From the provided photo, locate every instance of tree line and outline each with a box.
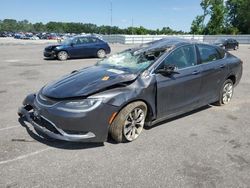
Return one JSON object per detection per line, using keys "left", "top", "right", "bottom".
{"left": 0, "top": 19, "right": 186, "bottom": 35}
{"left": 1, "top": 0, "right": 249, "bottom": 36}
{"left": 191, "top": 0, "right": 250, "bottom": 34}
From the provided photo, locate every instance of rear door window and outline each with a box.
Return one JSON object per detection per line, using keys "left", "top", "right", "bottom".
{"left": 197, "top": 45, "right": 222, "bottom": 64}
{"left": 88, "top": 37, "right": 98, "bottom": 43}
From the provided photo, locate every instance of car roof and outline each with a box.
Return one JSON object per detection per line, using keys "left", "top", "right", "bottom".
{"left": 134, "top": 37, "right": 198, "bottom": 55}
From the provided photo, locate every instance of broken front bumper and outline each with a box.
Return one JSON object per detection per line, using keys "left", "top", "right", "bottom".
{"left": 18, "top": 107, "right": 96, "bottom": 142}
{"left": 43, "top": 50, "right": 56, "bottom": 58}
{"left": 18, "top": 93, "right": 118, "bottom": 142}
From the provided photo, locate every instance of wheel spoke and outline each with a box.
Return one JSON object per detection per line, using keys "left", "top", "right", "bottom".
{"left": 131, "top": 127, "right": 136, "bottom": 139}
{"left": 124, "top": 119, "right": 132, "bottom": 126}
{"left": 134, "top": 127, "right": 139, "bottom": 134}
{"left": 136, "top": 114, "right": 144, "bottom": 124}
{"left": 223, "top": 96, "right": 227, "bottom": 103}
{"left": 124, "top": 126, "right": 132, "bottom": 135}
{"left": 134, "top": 109, "right": 138, "bottom": 119}
{"left": 129, "top": 113, "right": 133, "bottom": 121}
{"left": 223, "top": 92, "right": 227, "bottom": 98}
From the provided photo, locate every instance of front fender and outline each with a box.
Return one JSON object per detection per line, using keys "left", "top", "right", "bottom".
{"left": 91, "top": 76, "right": 157, "bottom": 121}
{"left": 22, "top": 93, "right": 36, "bottom": 106}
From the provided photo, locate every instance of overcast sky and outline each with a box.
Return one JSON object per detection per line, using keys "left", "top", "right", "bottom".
{"left": 0, "top": 0, "right": 203, "bottom": 32}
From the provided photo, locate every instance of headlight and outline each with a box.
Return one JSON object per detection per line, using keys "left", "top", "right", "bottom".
{"left": 55, "top": 46, "right": 63, "bottom": 50}
{"left": 56, "top": 98, "right": 102, "bottom": 112}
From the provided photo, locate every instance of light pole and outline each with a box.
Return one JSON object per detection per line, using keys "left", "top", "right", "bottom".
{"left": 110, "top": 1, "right": 112, "bottom": 35}
{"left": 132, "top": 17, "right": 134, "bottom": 35}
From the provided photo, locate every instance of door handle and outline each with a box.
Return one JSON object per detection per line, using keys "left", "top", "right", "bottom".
{"left": 192, "top": 70, "right": 200, "bottom": 75}
{"left": 220, "top": 64, "right": 225, "bottom": 68}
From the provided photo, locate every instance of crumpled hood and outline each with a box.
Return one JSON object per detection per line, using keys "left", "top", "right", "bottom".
{"left": 45, "top": 44, "right": 61, "bottom": 51}
{"left": 42, "top": 65, "right": 138, "bottom": 99}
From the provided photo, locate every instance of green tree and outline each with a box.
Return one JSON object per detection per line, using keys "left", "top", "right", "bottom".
{"left": 2, "top": 19, "right": 18, "bottom": 32}
{"left": 226, "top": 0, "right": 250, "bottom": 33}
{"left": 190, "top": 15, "right": 205, "bottom": 34}
{"left": 206, "top": 0, "right": 225, "bottom": 34}
{"left": 33, "top": 22, "right": 46, "bottom": 32}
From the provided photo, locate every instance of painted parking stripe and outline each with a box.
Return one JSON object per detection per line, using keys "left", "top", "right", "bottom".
{"left": 0, "top": 147, "right": 52, "bottom": 165}
{"left": 0, "top": 126, "right": 20, "bottom": 131}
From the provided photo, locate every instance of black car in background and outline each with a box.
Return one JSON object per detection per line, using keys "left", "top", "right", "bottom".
{"left": 214, "top": 38, "right": 239, "bottom": 50}
{"left": 44, "top": 36, "right": 111, "bottom": 60}
{"left": 0, "top": 32, "right": 7, "bottom": 37}
{"left": 0, "top": 31, "right": 13, "bottom": 37}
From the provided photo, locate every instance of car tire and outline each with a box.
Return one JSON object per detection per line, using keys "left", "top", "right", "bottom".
{"left": 215, "top": 79, "right": 234, "bottom": 106}
{"left": 109, "top": 101, "right": 147, "bottom": 143}
{"left": 57, "top": 51, "right": 68, "bottom": 61}
{"left": 97, "top": 49, "right": 106, "bottom": 58}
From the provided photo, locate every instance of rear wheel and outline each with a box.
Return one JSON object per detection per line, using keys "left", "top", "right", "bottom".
{"left": 215, "top": 79, "right": 234, "bottom": 106}
{"left": 57, "top": 51, "right": 68, "bottom": 61}
{"left": 97, "top": 49, "right": 106, "bottom": 58}
{"left": 109, "top": 101, "right": 147, "bottom": 143}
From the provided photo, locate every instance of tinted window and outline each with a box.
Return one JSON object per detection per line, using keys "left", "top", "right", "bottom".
{"left": 88, "top": 37, "right": 99, "bottom": 43}
{"left": 161, "top": 45, "right": 196, "bottom": 69}
{"left": 231, "top": 39, "right": 237, "bottom": 43}
{"left": 217, "top": 47, "right": 226, "bottom": 59}
{"left": 80, "top": 37, "right": 89, "bottom": 44}
{"left": 197, "top": 45, "right": 221, "bottom": 64}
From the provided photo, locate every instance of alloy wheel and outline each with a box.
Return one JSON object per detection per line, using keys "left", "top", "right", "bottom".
{"left": 123, "top": 107, "right": 145, "bottom": 141}
{"left": 58, "top": 51, "right": 68, "bottom": 61}
{"left": 97, "top": 49, "right": 106, "bottom": 58}
{"left": 222, "top": 82, "right": 233, "bottom": 104}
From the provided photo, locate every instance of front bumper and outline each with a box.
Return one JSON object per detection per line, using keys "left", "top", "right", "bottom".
{"left": 18, "top": 93, "right": 118, "bottom": 142}
{"left": 18, "top": 107, "right": 96, "bottom": 142}
{"left": 44, "top": 50, "right": 56, "bottom": 58}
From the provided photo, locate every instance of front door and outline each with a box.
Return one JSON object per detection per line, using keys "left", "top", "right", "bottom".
{"left": 155, "top": 44, "right": 202, "bottom": 119}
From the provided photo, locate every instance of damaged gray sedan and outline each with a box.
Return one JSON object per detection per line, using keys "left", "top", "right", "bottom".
{"left": 18, "top": 38, "right": 242, "bottom": 143}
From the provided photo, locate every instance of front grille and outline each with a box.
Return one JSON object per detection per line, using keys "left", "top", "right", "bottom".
{"left": 63, "top": 129, "right": 89, "bottom": 135}
{"left": 44, "top": 47, "right": 52, "bottom": 52}
{"left": 32, "top": 114, "right": 60, "bottom": 135}
{"left": 36, "top": 93, "right": 58, "bottom": 107}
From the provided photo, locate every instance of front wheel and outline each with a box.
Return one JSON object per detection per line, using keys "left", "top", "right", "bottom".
{"left": 57, "top": 51, "right": 68, "bottom": 61}
{"left": 109, "top": 101, "right": 147, "bottom": 143}
{"left": 215, "top": 79, "right": 234, "bottom": 106}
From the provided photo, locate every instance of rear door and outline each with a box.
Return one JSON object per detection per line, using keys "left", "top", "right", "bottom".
{"left": 69, "top": 37, "right": 92, "bottom": 57}
{"left": 196, "top": 44, "right": 229, "bottom": 104}
{"left": 155, "top": 44, "right": 202, "bottom": 119}
{"left": 84, "top": 37, "right": 101, "bottom": 56}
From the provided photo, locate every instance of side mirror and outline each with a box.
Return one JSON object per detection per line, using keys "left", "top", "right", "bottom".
{"left": 156, "top": 64, "right": 179, "bottom": 75}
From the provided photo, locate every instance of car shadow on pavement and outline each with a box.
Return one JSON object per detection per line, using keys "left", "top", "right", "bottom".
{"left": 18, "top": 118, "right": 104, "bottom": 150}
{"left": 43, "top": 57, "right": 99, "bottom": 61}
{"left": 144, "top": 105, "right": 212, "bottom": 130}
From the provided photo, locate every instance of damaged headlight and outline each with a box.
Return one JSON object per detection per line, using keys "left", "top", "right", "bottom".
{"left": 57, "top": 98, "right": 102, "bottom": 112}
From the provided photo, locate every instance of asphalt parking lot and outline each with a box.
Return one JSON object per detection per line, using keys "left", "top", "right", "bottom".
{"left": 0, "top": 39, "right": 250, "bottom": 188}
